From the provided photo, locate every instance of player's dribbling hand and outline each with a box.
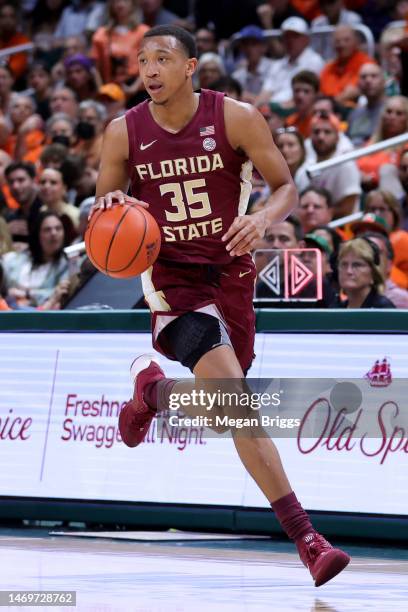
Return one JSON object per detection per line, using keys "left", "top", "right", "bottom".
{"left": 222, "top": 212, "right": 267, "bottom": 257}
{"left": 88, "top": 191, "right": 149, "bottom": 219}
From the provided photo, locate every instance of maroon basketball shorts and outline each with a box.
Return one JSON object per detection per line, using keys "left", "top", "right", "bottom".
{"left": 141, "top": 253, "right": 257, "bottom": 372}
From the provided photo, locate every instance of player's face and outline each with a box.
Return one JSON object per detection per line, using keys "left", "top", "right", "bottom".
{"left": 138, "top": 37, "right": 197, "bottom": 105}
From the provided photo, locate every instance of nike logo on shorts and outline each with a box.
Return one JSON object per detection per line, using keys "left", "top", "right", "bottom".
{"left": 140, "top": 140, "right": 157, "bottom": 151}
{"left": 239, "top": 270, "right": 251, "bottom": 278}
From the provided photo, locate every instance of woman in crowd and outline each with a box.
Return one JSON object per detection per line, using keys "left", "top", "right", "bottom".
{"left": 358, "top": 96, "right": 408, "bottom": 190}
{"left": 332, "top": 237, "right": 395, "bottom": 308}
{"left": 73, "top": 100, "right": 106, "bottom": 170}
{"left": 39, "top": 167, "right": 79, "bottom": 241}
{"left": 64, "top": 55, "right": 100, "bottom": 102}
{"left": 91, "top": 0, "right": 149, "bottom": 85}
{"left": 363, "top": 189, "right": 408, "bottom": 288}
{"left": 274, "top": 127, "right": 309, "bottom": 192}
{"left": 1, "top": 211, "right": 71, "bottom": 308}
{"left": 196, "top": 52, "right": 226, "bottom": 89}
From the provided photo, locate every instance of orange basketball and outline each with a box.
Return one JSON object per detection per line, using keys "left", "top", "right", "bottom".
{"left": 85, "top": 204, "right": 161, "bottom": 278}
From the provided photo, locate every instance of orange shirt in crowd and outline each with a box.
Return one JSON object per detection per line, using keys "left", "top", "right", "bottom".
{"left": 2, "top": 184, "right": 18, "bottom": 210}
{"left": 91, "top": 24, "right": 150, "bottom": 83}
{"left": 390, "top": 230, "right": 408, "bottom": 289}
{"left": 320, "top": 51, "right": 375, "bottom": 98}
{"left": 0, "top": 32, "right": 31, "bottom": 79}
{"left": 357, "top": 148, "right": 397, "bottom": 185}
{"left": 291, "top": 0, "right": 321, "bottom": 21}
{"left": 3, "top": 129, "right": 45, "bottom": 165}
{"left": 286, "top": 112, "right": 313, "bottom": 139}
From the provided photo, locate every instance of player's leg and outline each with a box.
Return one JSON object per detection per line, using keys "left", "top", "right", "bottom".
{"left": 119, "top": 314, "right": 350, "bottom": 587}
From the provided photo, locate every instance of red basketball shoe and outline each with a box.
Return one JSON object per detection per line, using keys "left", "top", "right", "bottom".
{"left": 119, "top": 354, "right": 164, "bottom": 448}
{"left": 296, "top": 532, "right": 350, "bottom": 587}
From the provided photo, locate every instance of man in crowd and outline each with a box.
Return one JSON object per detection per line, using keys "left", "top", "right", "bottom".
{"left": 347, "top": 63, "right": 386, "bottom": 146}
{"left": 232, "top": 26, "right": 274, "bottom": 103}
{"left": 285, "top": 71, "right": 320, "bottom": 138}
{"left": 297, "top": 187, "right": 334, "bottom": 234}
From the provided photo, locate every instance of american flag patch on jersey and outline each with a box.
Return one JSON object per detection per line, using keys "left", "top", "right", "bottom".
{"left": 200, "top": 125, "right": 215, "bottom": 136}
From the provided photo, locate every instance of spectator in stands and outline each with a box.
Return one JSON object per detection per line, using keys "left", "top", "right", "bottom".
{"left": 362, "top": 230, "right": 408, "bottom": 308}
{"left": 320, "top": 25, "right": 376, "bottom": 106}
{"left": 40, "top": 143, "right": 69, "bottom": 171}
{"left": 361, "top": 190, "right": 408, "bottom": 289}
{"left": 0, "top": 217, "right": 13, "bottom": 256}
{"left": 256, "top": 17, "right": 324, "bottom": 106}
{"left": 30, "top": 0, "right": 69, "bottom": 51}
{"left": 286, "top": 71, "right": 320, "bottom": 138}
{"left": 347, "top": 63, "right": 386, "bottom": 147}
{"left": 140, "top": 0, "right": 182, "bottom": 27}
{"left": 39, "top": 167, "right": 79, "bottom": 230}
{"left": 1, "top": 211, "right": 70, "bottom": 308}
{"left": 195, "top": 28, "right": 217, "bottom": 58}
{"left": 333, "top": 237, "right": 395, "bottom": 308}
{"left": 5, "top": 95, "right": 44, "bottom": 164}
{"left": 27, "top": 62, "right": 52, "bottom": 121}
{"left": 0, "top": 65, "right": 14, "bottom": 116}
{"left": 64, "top": 55, "right": 99, "bottom": 102}
{"left": 0, "top": 150, "right": 18, "bottom": 214}
{"left": 196, "top": 53, "right": 226, "bottom": 89}
{"left": 299, "top": 111, "right": 362, "bottom": 217}
{"left": 4, "top": 162, "right": 43, "bottom": 247}
{"left": 72, "top": 164, "right": 98, "bottom": 207}
{"left": 73, "top": 100, "right": 106, "bottom": 169}
{"left": 256, "top": 0, "right": 304, "bottom": 30}
{"left": 297, "top": 187, "right": 334, "bottom": 234}
{"left": 312, "top": 224, "right": 344, "bottom": 262}
{"left": 312, "top": 0, "right": 362, "bottom": 27}
{"left": 210, "top": 76, "right": 242, "bottom": 100}
{"left": 302, "top": 232, "right": 337, "bottom": 304}
{"left": 0, "top": 3, "right": 31, "bottom": 81}
{"left": 46, "top": 113, "right": 77, "bottom": 148}
{"left": 274, "top": 127, "right": 308, "bottom": 192}
{"left": 55, "top": 0, "right": 105, "bottom": 40}
{"left": 304, "top": 95, "right": 354, "bottom": 161}
{"left": 62, "top": 34, "right": 88, "bottom": 59}
{"left": 91, "top": 0, "right": 150, "bottom": 85}
{"left": 232, "top": 26, "right": 273, "bottom": 103}
{"left": 253, "top": 215, "right": 302, "bottom": 283}
{"left": 50, "top": 87, "right": 79, "bottom": 119}
{"left": 97, "top": 83, "right": 126, "bottom": 121}
{"left": 357, "top": 95, "right": 408, "bottom": 190}
{"left": 397, "top": 148, "right": 408, "bottom": 229}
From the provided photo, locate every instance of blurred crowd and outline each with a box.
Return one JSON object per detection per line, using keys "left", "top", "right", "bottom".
{"left": 1, "top": 0, "right": 408, "bottom": 310}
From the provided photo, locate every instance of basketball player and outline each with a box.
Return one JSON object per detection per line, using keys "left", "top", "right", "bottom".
{"left": 91, "top": 25, "right": 350, "bottom": 586}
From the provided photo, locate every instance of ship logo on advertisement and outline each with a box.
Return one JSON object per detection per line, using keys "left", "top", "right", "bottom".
{"left": 364, "top": 357, "right": 392, "bottom": 388}
{"left": 203, "top": 137, "right": 216, "bottom": 151}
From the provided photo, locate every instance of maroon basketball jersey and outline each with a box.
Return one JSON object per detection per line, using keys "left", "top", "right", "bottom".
{"left": 125, "top": 89, "right": 253, "bottom": 264}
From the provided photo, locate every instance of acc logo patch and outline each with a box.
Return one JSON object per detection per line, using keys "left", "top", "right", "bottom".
{"left": 203, "top": 137, "right": 216, "bottom": 151}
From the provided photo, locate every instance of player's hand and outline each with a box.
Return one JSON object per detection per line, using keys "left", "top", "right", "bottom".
{"left": 222, "top": 212, "right": 267, "bottom": 257}
{"left": 88, "top": 191, "right": 149, "bottom": 219}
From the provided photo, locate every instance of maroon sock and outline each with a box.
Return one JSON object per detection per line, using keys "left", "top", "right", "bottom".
{"left": 144, "top": 378, "right": 177, "bottom": 412}
{"left": 271, "top": 491, "right": 314, "bottom": 541}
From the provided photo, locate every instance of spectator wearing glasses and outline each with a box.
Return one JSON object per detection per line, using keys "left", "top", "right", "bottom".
{"left": 332, "top": 237, "right": 395, "bottom": 308}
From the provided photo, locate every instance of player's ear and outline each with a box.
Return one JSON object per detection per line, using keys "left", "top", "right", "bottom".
{"left": 186, "top": 57, "right": 198, "bottom": 78}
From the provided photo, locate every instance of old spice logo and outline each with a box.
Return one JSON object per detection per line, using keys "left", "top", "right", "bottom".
{"left": 364, "top": 357, "right": 392, "bottom": 388}
{"left": 0, "top": 409, "right": 32, "bottom": 440}
{"left": 297, "top": 398, "right": 408, "bottom": 464}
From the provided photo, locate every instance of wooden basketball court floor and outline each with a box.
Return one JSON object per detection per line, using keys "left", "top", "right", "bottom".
{"left": 1, "top": 528, "right": 407, "bottom": 611}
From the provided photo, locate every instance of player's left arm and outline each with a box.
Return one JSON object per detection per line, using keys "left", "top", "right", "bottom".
{"left": 222, "top": 99, "right": 298, "bottom": 257}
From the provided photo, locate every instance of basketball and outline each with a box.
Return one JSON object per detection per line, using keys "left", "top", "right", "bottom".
{"left": 85, "top": 204, "right": 161, "bottom": 278}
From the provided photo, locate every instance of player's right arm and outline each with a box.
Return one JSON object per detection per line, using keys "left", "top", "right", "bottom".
{"left": 90, "top": 116, "right": 148, "bottom": 216}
